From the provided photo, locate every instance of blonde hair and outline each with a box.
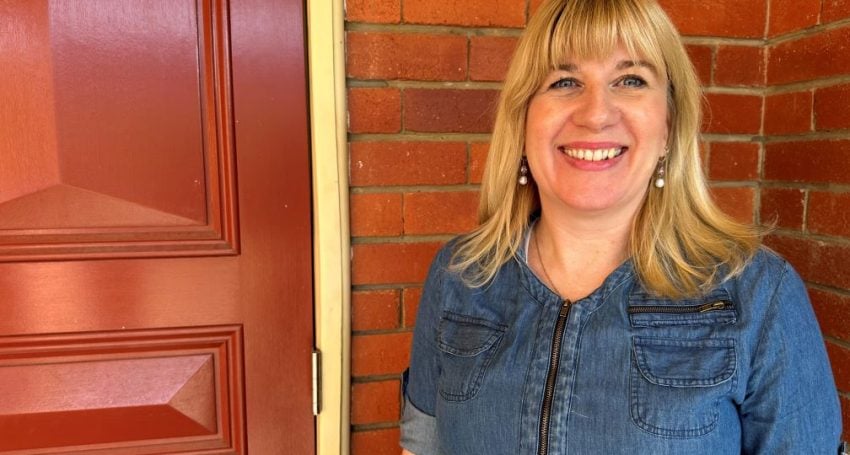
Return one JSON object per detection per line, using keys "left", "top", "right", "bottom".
{"left": 450, "top": 0, "right": 760, "bottom": 297}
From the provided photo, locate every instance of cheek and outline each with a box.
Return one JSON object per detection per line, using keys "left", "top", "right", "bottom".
{"left": 525, "top": 104, "right": 546, "bottom": 135}
{"left": 526, "top": 104, "right": 563, "bottom": 142}
{"left": 648, "top": 100, "right": 669, "bottom": 142}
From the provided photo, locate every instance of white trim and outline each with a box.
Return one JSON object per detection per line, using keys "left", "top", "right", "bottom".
{"left": 307, "top": 0, "right": 350, "bottom": 453}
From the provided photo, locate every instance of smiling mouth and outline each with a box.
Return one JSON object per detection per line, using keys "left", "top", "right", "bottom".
{"left": 558, "top": 146, "right": 627, "bottom": 162}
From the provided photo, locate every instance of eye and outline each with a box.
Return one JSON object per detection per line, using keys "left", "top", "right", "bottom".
{"left": 619, "top": 75, "right": 647, "bottom": 87}
{"left": 549, "top": 77, "right": 579, "bottom": 89}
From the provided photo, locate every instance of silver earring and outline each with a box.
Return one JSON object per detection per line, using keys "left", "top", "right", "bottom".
{"left": 518, "top": 157, "right": 529, "bottom": 185}
{"left": 654, "top": 156, "right": 666, "bottom": 188}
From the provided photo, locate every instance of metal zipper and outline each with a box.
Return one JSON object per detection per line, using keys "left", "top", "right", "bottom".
{"left": 626, "top": 300, "right": 731, "bottom": 315}
{"left": 537, "top": 299, "right": 571, "bottom": 455}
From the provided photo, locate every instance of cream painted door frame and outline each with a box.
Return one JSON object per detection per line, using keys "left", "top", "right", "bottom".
{"left": 307, "top": 0, "right": 351, "bottom": 454}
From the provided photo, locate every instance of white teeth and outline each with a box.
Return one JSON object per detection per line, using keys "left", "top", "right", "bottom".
{"left": 562, "top": 147, "right": 624, "bottom": 161}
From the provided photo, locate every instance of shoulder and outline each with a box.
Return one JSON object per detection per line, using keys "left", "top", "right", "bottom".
{"left": 424, "top": 237, "right": 462, "bottom": 282}
{"left": 422, "top": 235, "right": 523, "bottom": 312}
{"left": 722, "top": 246, "right": 810, "bottom": 316}
{"left": 728, "top": 246, "right": 792, "bottom": 287}
{"left": 422, "top": 236, "right": 468, "bottom": 298}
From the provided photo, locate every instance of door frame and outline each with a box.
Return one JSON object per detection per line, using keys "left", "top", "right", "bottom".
{"left": 307, "top": 0, "right": 351, "bottom": 454}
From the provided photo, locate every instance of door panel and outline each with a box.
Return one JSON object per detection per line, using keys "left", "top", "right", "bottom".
{"left": 0, "top": 0, "right": 236, "bottom": 260}
{"left": 0, "top": 327, "right": 242, "bottom": 453}
{"left": 0, "top": 0, "right": 314, "bottom": 453}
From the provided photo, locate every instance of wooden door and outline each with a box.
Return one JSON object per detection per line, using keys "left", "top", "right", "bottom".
{"left": 0, "top": 0, "right": 314, "bottom": 453}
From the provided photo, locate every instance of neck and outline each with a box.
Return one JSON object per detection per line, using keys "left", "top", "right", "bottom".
{"left": 535, "top": 205, "right": 633, "bottom": 266}
{"left": 531, "top": 204, "right": 635, "bottom": 301}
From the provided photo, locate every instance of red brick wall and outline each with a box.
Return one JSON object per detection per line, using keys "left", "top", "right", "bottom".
{"left": 345, "top": 1, "right": 850, "bottom": 452}
{"left": 759, "top": 0, "right": 850, "bottom": 440}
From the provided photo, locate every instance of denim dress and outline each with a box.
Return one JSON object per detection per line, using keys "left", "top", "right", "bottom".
{"left": 400, "top": 231, "right": 842, "bottom": 454}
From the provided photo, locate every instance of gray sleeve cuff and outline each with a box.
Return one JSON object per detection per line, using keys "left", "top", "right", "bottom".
{"left": 400, "top": 392, "right": 438, "bottom": 455}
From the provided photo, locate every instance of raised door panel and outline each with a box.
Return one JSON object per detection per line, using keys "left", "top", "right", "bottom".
{"left": 0, "top": 0, "right": 236, "bottom": 260}
{"left": 0, "top": 327, "right": 243, "bottom": 454}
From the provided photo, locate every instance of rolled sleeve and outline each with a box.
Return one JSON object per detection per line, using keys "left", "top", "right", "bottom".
{"left": 400, "top": 245, "right": 452, "bottom": 455}
{"left": 400, "top": 370, "right": 439, "bottom": 455}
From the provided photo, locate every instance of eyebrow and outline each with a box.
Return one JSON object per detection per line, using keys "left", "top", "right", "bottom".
{"left": 617, "top": 60, "right": 659, "bottom": 74}
{"left": 556, "top": 60, "right": 659, "bottom": 75}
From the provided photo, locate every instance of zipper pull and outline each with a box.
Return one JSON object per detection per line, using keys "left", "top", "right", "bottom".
{"left": 559, "top": 299, "right": 571, "bottom": 317}
{"left": 698, "top": 301, "right": 727, "bottom": 313}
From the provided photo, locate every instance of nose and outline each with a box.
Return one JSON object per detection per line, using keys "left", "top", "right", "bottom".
{"left": 571, "top": 85, "right": 620, "bottom": 131}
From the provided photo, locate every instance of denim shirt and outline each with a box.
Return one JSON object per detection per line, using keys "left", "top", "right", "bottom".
{"left": 401, "top": 234, "right": 842, "bottom": 455}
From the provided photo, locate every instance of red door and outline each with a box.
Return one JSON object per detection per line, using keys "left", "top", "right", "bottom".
{"left": 0, "top": 1, "right": 314, "bottom": 453}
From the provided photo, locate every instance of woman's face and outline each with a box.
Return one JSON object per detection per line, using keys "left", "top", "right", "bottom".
{"left": 525, "top": 43, "right": 669, "bottom": 221}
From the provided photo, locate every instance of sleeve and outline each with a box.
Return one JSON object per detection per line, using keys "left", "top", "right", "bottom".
{"left": 399, "top": 246, "right": 450, "bottom": 455}
{"left": 739, "top": 262, "right": 843, "bottom": 454}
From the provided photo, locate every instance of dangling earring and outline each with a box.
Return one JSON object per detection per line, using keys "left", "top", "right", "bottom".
{"left": 518, "top": 157, "right": 529, "bottom": 185}
{"left": 654, "top": 155, "right": 666, "bottom": 188}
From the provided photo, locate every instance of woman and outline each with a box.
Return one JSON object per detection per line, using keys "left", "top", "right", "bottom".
{"left": 400, "top": 0, "right": 843, "bottom": 454}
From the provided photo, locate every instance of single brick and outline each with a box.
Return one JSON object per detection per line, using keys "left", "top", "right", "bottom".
{"left": 708, "top": 142, "right": 759, "bottom": 181}
{"left": 350, "top": 141, "right": 467, "bottom": 187}
{"left": 760, "top": 187, "right": 805, "bottom": 230}
{"left": 703, "top": 93, "right": 762, "bottom": 134}
{"left": 352, "top": 289, "right": 400, "bottom": 331}
{"left": 710, "top": 186, "right": 755, "bottom": 224}
{"left": 350, "top": 193, "right": 403, "bottom": 237}
{"left": 808, "top": 191, "right": 850, "bottom": 238}
{"left": 764, "top": 91, "right": 813, "bottom": 135}
{"left": 768, "top": 0, "right": 820, "bottom": 36}
{"left": 658, "top": 0, "right": 766, "bottom": 38}
{"left": 352, "top": 242, "right": 443, "bottom": 285}
{"left": 403, "top": 0, "right": 525, "bottom": 27}
{"left": 404, "top": 88, "right": 499, "bottom": 133}
{"left": 764, "top": 140, "right": 850, "bottom": 184}
{"left": 469, "top": 36, "right": 518, "bottom": 82}
{"left": 346, "top": 32, "right": 467, "bottom": 81}
{"left": 348, "top": 88, "right": 401, "bottom": 133}
{"left": 767, "top": 27, "right": 850, "bottom": 85}
{"left": 351, "top": 332, "right": 413, "bottom": 376}
{"left": 815, "top": 83, "right": 850, "bottom": 131}
{"left": 714, "top": 45, "right": 764, "bottom": 86}
{"left": 351, "top": 380, "right": 401, "bottom": 424}
{"left": 351, "top": 428, "right": 402, "bottom": 455}
{"left": 345, "top": 0, "right": 400, "bottom": 23}
{"left": 403, "top": 191, "right": 479, "bottom": 235}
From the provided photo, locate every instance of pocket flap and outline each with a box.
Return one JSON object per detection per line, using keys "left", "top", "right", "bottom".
{"left": 633, "top": 337, "right": 736, "bottom": 387}
{"left": 437, "top": 312, "right": 506, "bottom": 357}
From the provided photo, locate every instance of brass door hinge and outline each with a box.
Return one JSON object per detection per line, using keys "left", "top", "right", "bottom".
{"left": 312, "top": 350, "right": 321, "bottom": 416}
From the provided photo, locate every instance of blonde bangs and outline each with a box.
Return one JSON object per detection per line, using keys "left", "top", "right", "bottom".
{"left": 547, "top": 0, "right": 667, "bottom": 79}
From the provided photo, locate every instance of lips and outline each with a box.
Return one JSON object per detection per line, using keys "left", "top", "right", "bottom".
{"left": 558, "top": 146, "right": 627, "bottom": 162}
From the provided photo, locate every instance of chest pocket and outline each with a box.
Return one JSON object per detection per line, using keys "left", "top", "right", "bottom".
{"left": 627, "top": 289, "right": 738, "bottom": 438}
{"left": 437, "top": 311, "right": 506, "bottom": 402}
